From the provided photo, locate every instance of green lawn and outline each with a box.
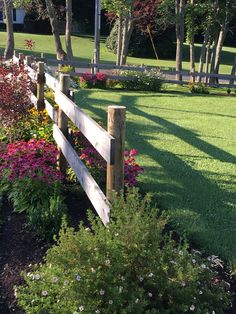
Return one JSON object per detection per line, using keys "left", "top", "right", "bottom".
{"left": 75, "top": 87, "right": 236, "bottom": 269}
{"left": 0, "top": 32, "right": 235, "bottom": 74}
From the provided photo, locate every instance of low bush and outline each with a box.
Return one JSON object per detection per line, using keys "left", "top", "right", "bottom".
{"left": 16, "top": 189, "right": 232, "bottom": 313}
{"left": 0, "top": 139, "right": 67, "bottom": 239}
{"left": 79, "top": 72, "right": 107, "bottom": 89}
{"left": 119, "top": 69, "right": 163, "bottom": 92}
{"left": 0, "top": 61, "right": 32, "bottom": 127}
{"left": 188, "top": 82, "right": 209, "bottom": 94}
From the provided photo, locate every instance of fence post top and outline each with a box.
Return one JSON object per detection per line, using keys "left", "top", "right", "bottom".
{"left": 108, "top": 105, "right": 126, "bottom": 110}
{"left": 59, "top": 73, "right": 70, "bottom": 77}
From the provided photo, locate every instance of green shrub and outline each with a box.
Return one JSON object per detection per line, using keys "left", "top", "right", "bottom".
{"left": 119, "top": 69, "right": 162, "bottom": 92}
{"left": 17, "top": 189, "right": 232, "bottom": 314}
{"left": 188, "top": 82, "right": 209, "bottom": 94}
{"left": 59, "top": 65, "right": 74, "bottom": 74}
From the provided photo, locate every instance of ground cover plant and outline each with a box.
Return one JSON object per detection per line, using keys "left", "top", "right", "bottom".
{"left": 16, "top": 189, "right": 232, "bottom": 314}
{"left": 75, "top": 86, "right": 236, "bottom": 270}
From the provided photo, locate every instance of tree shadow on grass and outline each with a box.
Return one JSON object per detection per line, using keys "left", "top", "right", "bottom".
{"left": 75, "top": 89, "right": 236, "bottom": 265}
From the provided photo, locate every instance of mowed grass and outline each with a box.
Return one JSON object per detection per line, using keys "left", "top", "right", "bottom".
{"left": 0, "top": 32, "right": 235, "bottom": 73}
{"left": 75, "top": 87, "right": 236, "bottom": 269}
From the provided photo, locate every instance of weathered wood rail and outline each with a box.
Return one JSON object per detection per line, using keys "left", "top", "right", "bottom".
{"left": 13, "top": 53, "right": 127, "bottom": 225}
{"left": 32, "top": 55, "right": 236, "bottom": 88}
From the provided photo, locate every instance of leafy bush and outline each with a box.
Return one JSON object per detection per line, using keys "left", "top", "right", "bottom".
{"left": 0, "top": 61, "right": 32, "bottom": 127}
{"left": 16, "top": 189, "right": 232, "bottom": 313}
{"left": 59, "top": 65, "right": 74, "bottom": 74}
{"left": 79, "top": 72, "right": 107, "bottom": 89}
{"left": 188, "top": 82, "right": 209, "bottom": 94}
{"left": 0, "top": 139, "right": 66, "bottom": 239}
{"left": 118, "top": 69, "right": 162, "bottom": 92}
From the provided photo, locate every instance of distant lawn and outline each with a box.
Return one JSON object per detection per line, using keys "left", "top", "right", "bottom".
{"left": 75, "top": 86, "right": 236, "bottom": 269}
{"left": 0, "top": 32, "right": 235, "bottom": 74}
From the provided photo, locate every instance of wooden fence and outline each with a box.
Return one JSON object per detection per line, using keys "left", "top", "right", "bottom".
{"left": 34, "top": 56, "right": 236, "bottom": 88}
{"left": 13, "top": 52, "right": 127, "bottom": 225}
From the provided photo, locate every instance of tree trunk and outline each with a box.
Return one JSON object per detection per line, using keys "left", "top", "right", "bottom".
{"left": 3, "top": 0, "right": 14, "bottom": 59}
{"left": 45, "top": 0, "right": 67, "bottom": 60}
{"left": 209, "top": 35, "right": 218, "bottom": 83}
{"left": 175, "top": 0, "right": 185, "bottom": 82}
{"left": 116, "top": 14, "right": 123, "bottom": 66}
{"left": 189, "top": 0, "right": 195, "bottom": 82}
{"left": 205, "top": 37, "right": 211, "bottom": 84}
{"left": 65, "top": 0, "right": 73, "bottom": 60}
{"left": 198, "top": 29, "right": 210, "bottom": 83}
{"left": 121, "top": 13, "right": 133, "bottom": 65}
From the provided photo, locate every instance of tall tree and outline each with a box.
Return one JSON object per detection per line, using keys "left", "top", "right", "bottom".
{"left": 44, "top": 0, "right": 67, "bottom": 60}
{"left": 65, "top": 0, "right": 73, "bottom": 60}
{"left": 3, "top": 0, "right": 14, "bottom": 59}
{"left": 175, "top": 0, "right": 185, "bottom": 81}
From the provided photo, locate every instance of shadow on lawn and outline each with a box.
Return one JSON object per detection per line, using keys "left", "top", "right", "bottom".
{"left": 75, "top": 89, "right": 236, "bottom": 264}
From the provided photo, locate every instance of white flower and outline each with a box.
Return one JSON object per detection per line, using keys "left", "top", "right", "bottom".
{"left": 199, "top": 290, "right": 203, "bottom": 295}
{"left": 95, "top": 311, "right": 100, "bottom": 314}
{"left": 79, "top": 305, "right": 84, "bottom": 311}
{"left": 148, "top": 273, "right": 154, "bottom": 278}
{"left": 115, "top": 233, "right": 119, "bottom": 236}
{"left": 119, "top": 286, "right": 123, "bottom": 293}
{"left": 99, "top": 289, "right": 105, "bottom": 295}
{"left": 190, "top": 304, "right": 195, "bottom": 311}
{"left": 201, "top": 264, "right": 206, "bottom": 269}
{"left": 91, "top": 268, "right": 96, "bottom": 273}
{"left": 138, "top": 276, "right": 144, "bottom": 282}
{"left": 121, "top": 276, "right": 125, "bottom": 281}
{"left": 85, "top": 228, "right": 90, "bottom": 231}
{"left": 179, "top": 250, "right": 184, "bottom": 256}
{"left": 76, "top": 275, "right": 81, "bottom": 281}
{"left": 181, "top": 282, "right": 186, "bottom": 287}
{"left": 42, "top": 290, "right": 48, "bottom": 296}
{"left": 108, "top": 300, "right": 113, "bottom": 305}
{"left": 212, "top": 311, "right": 216, "bottom": 314}
{"left": 192, "top": 259, "right": 196, "bottom": 264}
{"left": 105, "top": 259, "right": 110, "bottom": 266}
{"left": 52, "top": 276, "right": 58, "bottom": 283}
{"left": 135, "top": 298, "right": 139, "bottom": 304}
{"left": 34, "top": 274, "right": 41, "bottom": 280}
{"left": 148, "top": 292, "right": 153, "bottom": 297}
{"left": 64, "top": 280, "right": 69, "bottom": 286}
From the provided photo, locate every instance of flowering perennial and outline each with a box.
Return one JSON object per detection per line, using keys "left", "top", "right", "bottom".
{"left": 0, "top": 139, "right": 63, "bottom": 184}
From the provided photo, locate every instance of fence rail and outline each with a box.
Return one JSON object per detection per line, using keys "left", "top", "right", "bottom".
{"left": 13, "top": 53, "right": 127, "bottom": 225}
{"left": 36, "top": 56, "right": 235, "bottom": 88}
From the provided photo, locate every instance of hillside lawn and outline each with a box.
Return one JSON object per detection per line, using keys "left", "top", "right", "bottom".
{"left": 0, "top": 32, "right": 236, "bottom": 74}
{"left": 74, "top": 86, "right": 236, "bottom": 270}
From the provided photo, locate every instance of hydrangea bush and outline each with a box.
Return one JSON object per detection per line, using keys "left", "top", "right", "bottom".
{"left": 16, "top": 189, "right": 232, "bottom": 314}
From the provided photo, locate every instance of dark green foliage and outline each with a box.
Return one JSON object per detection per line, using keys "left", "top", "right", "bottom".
{"left": 188, "top": 82, "right": 209, "bottom": 94}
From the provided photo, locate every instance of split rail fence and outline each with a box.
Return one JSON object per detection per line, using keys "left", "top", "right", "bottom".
{"left": 32, "top": 55, "right": 236, "bottom": 88}
{"left": 13, "top": 52, "right": 127, "bottom": 225}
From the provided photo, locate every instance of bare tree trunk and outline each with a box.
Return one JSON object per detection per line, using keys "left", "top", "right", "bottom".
{"left": 3, "top": 0, "right": 14, "bottom": 59}
{"left": 175, "top": 0, "right": 185, "bottom": 82}
{"left": 121, "top": 14, "right": 133, "bottom": 65}
{"left": 198, "top": 29, "right": 210, "bottom": 82}
{"left": 65, "top": 0, "right": 73, "bottom": 60}
{"left": 189, "top": 0, "right": 195, "bottom": 82}
{"left": 205, "top": 37, "right": 211, "bottom": 84}
{"left": 209, "top": 35, "right": 218, "bottom": 83}
{"left": 45, "top": 0, "right": 67, "bottom": 60}
{"left": 116, "top": 14, "right": 123, "bottom": 66}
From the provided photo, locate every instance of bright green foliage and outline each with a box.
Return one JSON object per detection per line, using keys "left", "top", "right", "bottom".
{"left": 188, "top": 82, "right": 209, "bottom": 94}
{"left": 2, "top": 178, "right": 67, "bottom": 240}
{"left": 16, "top": 189, "right": 232, "bottom": 314}
{"left": 118, "top": 69, "right": 163, "bottom": 91}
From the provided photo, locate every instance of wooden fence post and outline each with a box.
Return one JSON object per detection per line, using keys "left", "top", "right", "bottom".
{"left": 106, "top": 106, "right": 126, "bottom": 200}
{"left": 18, "top": 52, "right": 24, "bottom": 65}
{"left": 25, "top": 55, "right": 32, "bottom": 67}
{"left": 36, "top": 61, "right": 45, "bottom": 111}
{"left": 229, "top": 56, "right": 236, "bottom": 87}
{"left": 58, "top": 74, "right": 70, "bottom": 175}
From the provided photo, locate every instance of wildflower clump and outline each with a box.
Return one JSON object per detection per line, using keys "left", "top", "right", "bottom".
{"left": 16, "top": 189, "right": 232, "bottom": 313}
